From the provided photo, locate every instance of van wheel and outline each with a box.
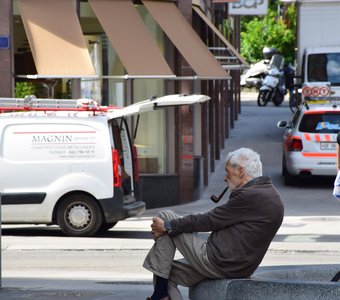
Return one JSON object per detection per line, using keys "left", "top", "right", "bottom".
{"left": 99, "top": 221, "right": 118, "bottom": 232}
{"left": 57, "top": 194, "right": 103, "bottom": 237}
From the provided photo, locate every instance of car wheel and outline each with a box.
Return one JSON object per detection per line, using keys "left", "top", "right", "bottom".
{"left": 57, "top": 194, "right": 103, "bottom": 237}
{"left": 282, "top": 156, "right": 296, "bottom": 186}
{"left": 284, "top": 171, "right": 296, "bottom": 186}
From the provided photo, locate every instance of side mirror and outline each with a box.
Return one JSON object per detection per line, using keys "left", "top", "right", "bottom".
{"left": 277, "top": 120, "right": 288, "bottom": 128}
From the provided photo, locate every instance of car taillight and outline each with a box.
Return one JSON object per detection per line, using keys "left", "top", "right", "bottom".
{"left": 133, "top": 145, "right": 139, "bottom": 182}
{"left": 112, "top": 148, "right": 122, "bottom": 187}
{"left": 288, "top": 137, "right": 303, "bottom": 151}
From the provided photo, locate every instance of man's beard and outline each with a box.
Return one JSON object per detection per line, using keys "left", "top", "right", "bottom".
{"left": 227, "top": 181, "right": 237, "bottom": 192}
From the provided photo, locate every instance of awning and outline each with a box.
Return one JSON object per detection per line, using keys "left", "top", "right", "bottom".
{"left": 143, "top": 1, "right": 230, "bottom": 79}
{"left": 192, "top": 5, "right": 249, "bottom": 70}
{"left": 88, "top": 0, "right": 174, "bottom": 77}
{"left": 17, "top": 0, "right": 95, "bottom": 77}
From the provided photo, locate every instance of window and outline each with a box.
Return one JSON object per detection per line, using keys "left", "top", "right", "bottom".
{"left": 299, "top": 112, "right": 340, "bottom": 133}
{"left": 307, "top": 53, "right": 340, "bottom": 85}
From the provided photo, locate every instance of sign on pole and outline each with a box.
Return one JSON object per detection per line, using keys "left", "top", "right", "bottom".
{"left": 229, "top": 0, "right": 268, "bottom": 15}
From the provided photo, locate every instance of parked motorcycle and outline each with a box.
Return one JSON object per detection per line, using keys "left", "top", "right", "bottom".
{"left": 257, "top": 54, "right": 286, "bottom": 107}
{"left": 241, "top": 47, "right": 277, "bottom": 89}
{"left": 241, "top": 59, "right": 269, "bottom": 88}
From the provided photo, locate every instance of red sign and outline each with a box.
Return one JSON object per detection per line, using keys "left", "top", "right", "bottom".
{"left": 302, "top": 86, "right": 330, "bottom": 97}
{"left": 302, "top": 86, "right": 312, "bottom": 97}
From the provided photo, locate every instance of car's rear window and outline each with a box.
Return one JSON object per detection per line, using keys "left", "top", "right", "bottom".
{"left": 299, "top": 112, "right": 340, "bottom": 133}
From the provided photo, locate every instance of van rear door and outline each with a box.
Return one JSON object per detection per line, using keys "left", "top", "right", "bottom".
{"left": 106, "top": 94, "right": 210, "bottom": 119}
{"left": 109, "top": 118, "right": 137, "bottom": 202}
{"left": 107, "top": 93, "right": 210, "bottom": 203}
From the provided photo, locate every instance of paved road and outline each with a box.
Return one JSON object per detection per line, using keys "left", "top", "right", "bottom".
{"left": 2, "top": 96, "right": 340, "bottom": 299}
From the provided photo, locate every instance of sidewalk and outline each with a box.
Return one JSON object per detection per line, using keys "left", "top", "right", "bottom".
{"left": 2, "top": 172, "right": 340, "bottom": 299}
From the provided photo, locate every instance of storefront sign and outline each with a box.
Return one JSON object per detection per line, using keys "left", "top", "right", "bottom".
{"left": 0, "top": 36, "right": 10, "bottom": 49}
{"left": 228, "top": 0, "right": 268, "bottom": 15}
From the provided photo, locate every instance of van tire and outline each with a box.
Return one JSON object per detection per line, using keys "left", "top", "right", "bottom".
{"left": 57, "top": 194, "right": 103, "bottom": 237}
{"left": 99, "top": 221, "right": 118, "bottom": 232}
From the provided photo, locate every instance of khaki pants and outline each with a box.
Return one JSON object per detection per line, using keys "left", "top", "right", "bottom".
{"left": 143, "top": 210, "right": 224, "bottom": 300}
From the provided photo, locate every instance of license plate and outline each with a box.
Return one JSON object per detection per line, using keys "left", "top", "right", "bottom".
{"left": 320, "top": 142, "right": 336, "bottom": 150}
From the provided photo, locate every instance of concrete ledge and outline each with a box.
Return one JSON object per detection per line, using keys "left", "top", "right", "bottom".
{"left": 226, "top": 279, "right": 340, "bottom": 300}
{"left": 189, "top": 278, "right": 236, "bottom": 300}
{"left": 189, "top": 265, "right": 340, "bottom": 300}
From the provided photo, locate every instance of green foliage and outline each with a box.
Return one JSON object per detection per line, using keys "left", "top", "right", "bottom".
{"left": 240, "top": 2, "right": 296, "bottom": 64}
{"left": 15, "top": 82, "right": 44, "bottom": 98}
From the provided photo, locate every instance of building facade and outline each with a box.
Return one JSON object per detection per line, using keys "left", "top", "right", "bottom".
{"left": 0, "top": 0, "right": 247, "bottom": 208}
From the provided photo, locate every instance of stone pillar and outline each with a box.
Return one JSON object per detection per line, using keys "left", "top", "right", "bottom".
{"left": 0, "top": 0, "right": 14, "bottom": 97}
{"left": 177, "top": 0, "right": 194, "bottom": 204}
{"left": 71, "top": 0, "right": 81, "bottom": 99}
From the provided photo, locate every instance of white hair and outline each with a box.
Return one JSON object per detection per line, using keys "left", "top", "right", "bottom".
{"left": 226, "top": 148, "right": 262, "bottom": 178}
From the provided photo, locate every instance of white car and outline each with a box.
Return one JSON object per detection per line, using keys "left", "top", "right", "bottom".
{"left": 277, "top": 102, "right": 340, "bottom": 185}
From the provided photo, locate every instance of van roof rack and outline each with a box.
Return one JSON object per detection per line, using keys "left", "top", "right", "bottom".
{"left": 0, "top": 96, "right": 116, "bottom": 112}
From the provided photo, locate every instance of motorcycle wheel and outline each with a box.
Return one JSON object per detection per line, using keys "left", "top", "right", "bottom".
{"left": 273, "top": 90, "right": 285, "bottom": 106}
{"left": 257, "top": 90, "right": 269, "bottom": 106}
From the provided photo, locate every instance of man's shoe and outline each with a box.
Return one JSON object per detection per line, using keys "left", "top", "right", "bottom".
{"left": 146, "top": 297, "right": 171, "bottom": 300}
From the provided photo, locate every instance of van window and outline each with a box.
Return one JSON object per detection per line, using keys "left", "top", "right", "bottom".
{"left": 307, "top": 53, "right": 340, "bottom": 85}
{"left": 299, "top": 112, "right": 340, "bottom": 133}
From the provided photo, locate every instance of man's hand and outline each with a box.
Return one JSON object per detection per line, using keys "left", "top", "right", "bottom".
{"left": 151, "top": 216, "right": 166, "bottom": 240}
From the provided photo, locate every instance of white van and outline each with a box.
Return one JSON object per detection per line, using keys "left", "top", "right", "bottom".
{"left": 0, "top": 94, "right": 209, "bottom": 236}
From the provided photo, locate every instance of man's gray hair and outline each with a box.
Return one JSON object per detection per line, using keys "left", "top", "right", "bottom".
{"left": 226, "top": 148, "right": 262, "bottom": 178}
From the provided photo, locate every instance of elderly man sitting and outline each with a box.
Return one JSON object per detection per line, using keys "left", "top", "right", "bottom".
{"left": 144, "top": 148, "right": 284, "bottom": 300}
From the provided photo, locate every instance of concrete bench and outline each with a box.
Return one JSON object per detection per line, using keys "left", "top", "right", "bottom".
{"left": 189, "top": 265, "right": 340, "bottom": 300}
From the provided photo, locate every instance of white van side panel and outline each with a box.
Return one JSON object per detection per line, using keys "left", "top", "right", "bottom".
{"left": 0, "top": 114, "right": 114, "bottom": 223}
{"left": 2, "top": 124, "right": 105, "bottom": 162}
{"left": 2, "top": 173, "right": 112, "bottom": 222}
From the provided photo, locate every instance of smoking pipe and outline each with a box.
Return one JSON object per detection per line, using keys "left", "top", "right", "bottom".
{"left": 210, "top": 186, "right": 229, "bottom": 203}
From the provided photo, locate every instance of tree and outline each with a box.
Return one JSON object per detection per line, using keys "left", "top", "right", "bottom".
{"left": 240, "top": 2, "right": 296, "bottom": 64}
